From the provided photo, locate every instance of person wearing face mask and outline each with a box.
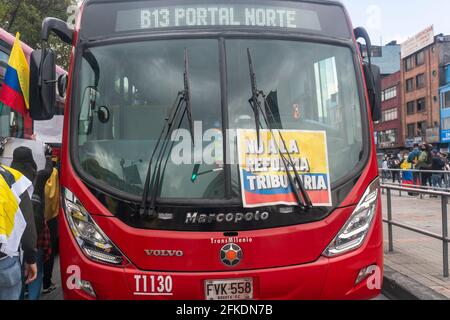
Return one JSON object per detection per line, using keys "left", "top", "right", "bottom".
{"left": 381, "top": 155, "right": 389, "bottom": 183}
{"left": 408, "top": 144, "right": 421, "bottom": 186}
{"left": 416, "top": 144, "right": 433, "bottom": 188}
{"left": 400, "top": 151, "right": 413, "bottom": 187}
{"left": 388, "top": 154, "right": 401, "bottom": 184}
{"left": 441, "top": 152, "right": 450, "bottom": 189}
{"left": 431, "top": 150, "right": 445, "bottom": 192}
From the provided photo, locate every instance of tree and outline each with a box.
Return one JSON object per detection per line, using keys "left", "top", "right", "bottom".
{"left": 6, "top": 0, "right": 22, "bottom": 31}
{"left": 0, "top": 0, "right": 74, "bottom": 69}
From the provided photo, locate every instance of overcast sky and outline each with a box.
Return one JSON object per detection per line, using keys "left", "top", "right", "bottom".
{"left": 342, "top": 0, "right": 450, "bottom": 45}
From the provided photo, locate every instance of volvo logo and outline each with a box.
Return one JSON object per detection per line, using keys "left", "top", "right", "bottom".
{"left": 220, "top": 243, "right": 242, "bottom": 267}
{"left": 144, "top": 249, "right": 183, "bottom": 257}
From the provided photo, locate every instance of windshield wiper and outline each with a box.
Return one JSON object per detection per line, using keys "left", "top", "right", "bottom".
{"left": 247, "top": 49, "right": 261, "bottom": 148}
{"left": 139, "top": 93, "right": 184, "bottom": 218}
{"left": 183, "top": 48, "right": 195, "bottom": 143}
{"left": 246, "top": 48, "right": 312, "bottom": 210}
{"left": 139, "top": 48, "right": 195, "bottom": 218}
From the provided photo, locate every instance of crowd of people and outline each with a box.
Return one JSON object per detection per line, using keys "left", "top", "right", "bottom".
{"left": 0, "top": 146, "right": 60, "bottom": 300}
{"left": 381, "top": 143, "right": 450, "bottom": 191}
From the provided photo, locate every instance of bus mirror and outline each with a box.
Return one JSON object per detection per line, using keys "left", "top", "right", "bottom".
{"left": 371, "top": 64, "right": 382, "bottom": 122}
{"left": 354, "top": 27, "right": 372, "bottom": 62}
{"left": 58, "top": 74, "right": 68, "bottom": 98}
{"left": 29, "top": 49, "right": 56, "bottom": 120}
{"left": 354, "top": 27, "right": 381, "bottom": 122}
{"left": 97, "top": 106, "right": 110, "bottom": 124}
{"left": 42, "top": 17, "right": 74, "bottom": 44}
{"left": 363, "top": 62, "right": 382, "bottom": 122}
{"left": 79, "top": 87, "right": 98, "bottom": 135}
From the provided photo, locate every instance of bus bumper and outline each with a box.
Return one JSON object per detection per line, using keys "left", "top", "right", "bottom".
{"left": 60, "top": 229, "right": 382, "bottom": 300}
{"left": 60, "top": 191, "right": 383, "bottom": 300}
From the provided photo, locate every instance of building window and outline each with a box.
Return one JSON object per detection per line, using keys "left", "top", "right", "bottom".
{"left": 404, "top": 56, "right": 414, "bottom": 71}
{"left": 371, "top": 46, "right": 382, "bottom": 57}
{"left": 416, "top": 73, "right": 425, "bottom": 89}
{"left": 407, "top": 101, "right": 415, "bottom": 114}
{"left": 378, "top": 129, "right": 397, "bottom": 145}
{"left": 361, "top": 45, "right": 382, "bottom": 58}
{"left": 443, "top": 118, "right": 450, "bottom": 131}
{"left": 382, "top": 86, "right": 397, "bottom": 101}
{"left": 416, "top": 51, "right": 425, "bottom": 66}
{"left": 443, "top": 91, "right": 450, "bottom": 109}
{"left": 406, "top": 78, "right": 414, "bottom": 92}
{"left": 407, "top": 123, "right": 415, "bottom": 138}
{"left": 381, "top": 108, "right": 398, "bottom": 122}
{"left": 417, "top": 98, "right": 426, "bottom": 112}
{"left": 417, "top": 121, "right": 427, "bottom": 136}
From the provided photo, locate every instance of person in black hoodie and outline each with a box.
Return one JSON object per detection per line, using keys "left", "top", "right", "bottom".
{"left": 388, "top": 154, "right": 401, "bottom": 184}
{"left": 28, "top": 147, "right": 54, "bottom": 300}
{"left": 431, "top": 150, "right": 445, "bottom": 191}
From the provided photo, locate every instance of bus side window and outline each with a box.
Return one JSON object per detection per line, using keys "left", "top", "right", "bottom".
{"left": 0, "top": 48, "right": 8, "bottom": 137}
{"left": 0, "top": 49, "right": 8, "bottom": 68}
{"left": 0, "top": 46, "right": 25, "bottom": 139}
{"left": 0, "top": 102, "right": 8, "bottom": 137}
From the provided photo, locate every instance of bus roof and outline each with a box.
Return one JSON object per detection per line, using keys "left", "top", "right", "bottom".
{"left": 80, "top": 0, "right": 351, "bottom": 40}
{"left": 82, "top": 0, "right": 344, "bottom": 5}
{"left": 0, "top": 27, "right": 66, "bottom": 75}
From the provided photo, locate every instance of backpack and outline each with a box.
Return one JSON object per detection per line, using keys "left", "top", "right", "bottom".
{"left": 419, "top": 151, "right": 433, "bottom": 169}
{"left": 44, "top": 168, "right": 60, "bottom": 222}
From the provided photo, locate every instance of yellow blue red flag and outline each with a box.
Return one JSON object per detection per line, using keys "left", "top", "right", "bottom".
{"left": 0, "top": 165, "right": 32, "bottom": 257}
{"left": 0, "top": 33, "right": 30, "bottom": 116}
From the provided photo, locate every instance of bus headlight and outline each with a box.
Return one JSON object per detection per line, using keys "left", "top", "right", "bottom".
{"left": 63, "top": 188, "right": 124, "bottom": 265}
{"left": 323, "top": 179, "right": 379, "bottom": 257}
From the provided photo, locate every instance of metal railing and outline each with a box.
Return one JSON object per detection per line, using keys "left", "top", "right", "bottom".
{"left": 380, "top": 167, "right": 450, "bottom": 187}
{"left": 379, "top": 167, "right": 450, "bottom": 200}
{"left": 382, "top": 183, "right": 450, "bottom": 277}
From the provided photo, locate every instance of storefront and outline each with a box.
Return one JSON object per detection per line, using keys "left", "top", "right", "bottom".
{"left": 440, "top": 68, "right": 450, "bottom": 151}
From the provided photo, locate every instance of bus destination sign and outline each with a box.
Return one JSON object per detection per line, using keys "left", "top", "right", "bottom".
{"left": 116, "top": 5, "right": 322, "bottom": 32}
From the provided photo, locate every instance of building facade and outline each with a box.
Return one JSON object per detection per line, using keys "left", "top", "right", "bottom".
{"left": 440, "top": 64, "right": 450, "bottom": 149}
{"left": 401, "top": 28, "right": 450, "bottom": 149}
{"left": 374, "top": 71, "right": 403, "bottom": 152}
{"left": 371, "top": 41, "right": 401, "bottom": 76}
{"left": 366, "top": 42, "right": 402, "bottom": 153}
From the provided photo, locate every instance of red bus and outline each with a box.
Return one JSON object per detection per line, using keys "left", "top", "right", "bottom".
{"left": 30, "top": 0, "right": 383, "bottom": 300}
{"left": 0, "top": 28, "right": 66, "bottom": 151}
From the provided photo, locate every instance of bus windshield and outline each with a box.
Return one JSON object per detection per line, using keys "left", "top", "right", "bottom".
{"left": 75, "top": 38, "right": 364, "bottom": 200}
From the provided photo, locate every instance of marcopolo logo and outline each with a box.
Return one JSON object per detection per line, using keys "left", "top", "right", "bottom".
{"left": 185, "top": 211, "right": 269, "bottom": 224}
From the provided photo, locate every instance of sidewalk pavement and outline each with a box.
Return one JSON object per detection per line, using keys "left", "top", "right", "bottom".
{"left": 381, "top": 191, "right": 450, "bottom": 298}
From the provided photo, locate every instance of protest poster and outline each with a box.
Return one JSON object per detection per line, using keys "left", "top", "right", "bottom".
{"left": 237, "top": 129, "right": 332, "bottom": 208}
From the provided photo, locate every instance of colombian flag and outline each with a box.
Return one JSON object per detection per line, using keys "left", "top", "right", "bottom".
{"left": 0, "top": 33, "right": 30, "bottom": 116}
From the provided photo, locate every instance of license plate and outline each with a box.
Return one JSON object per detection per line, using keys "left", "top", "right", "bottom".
{"left": 204, "top": 278, "right": 253, "bottom": 300}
